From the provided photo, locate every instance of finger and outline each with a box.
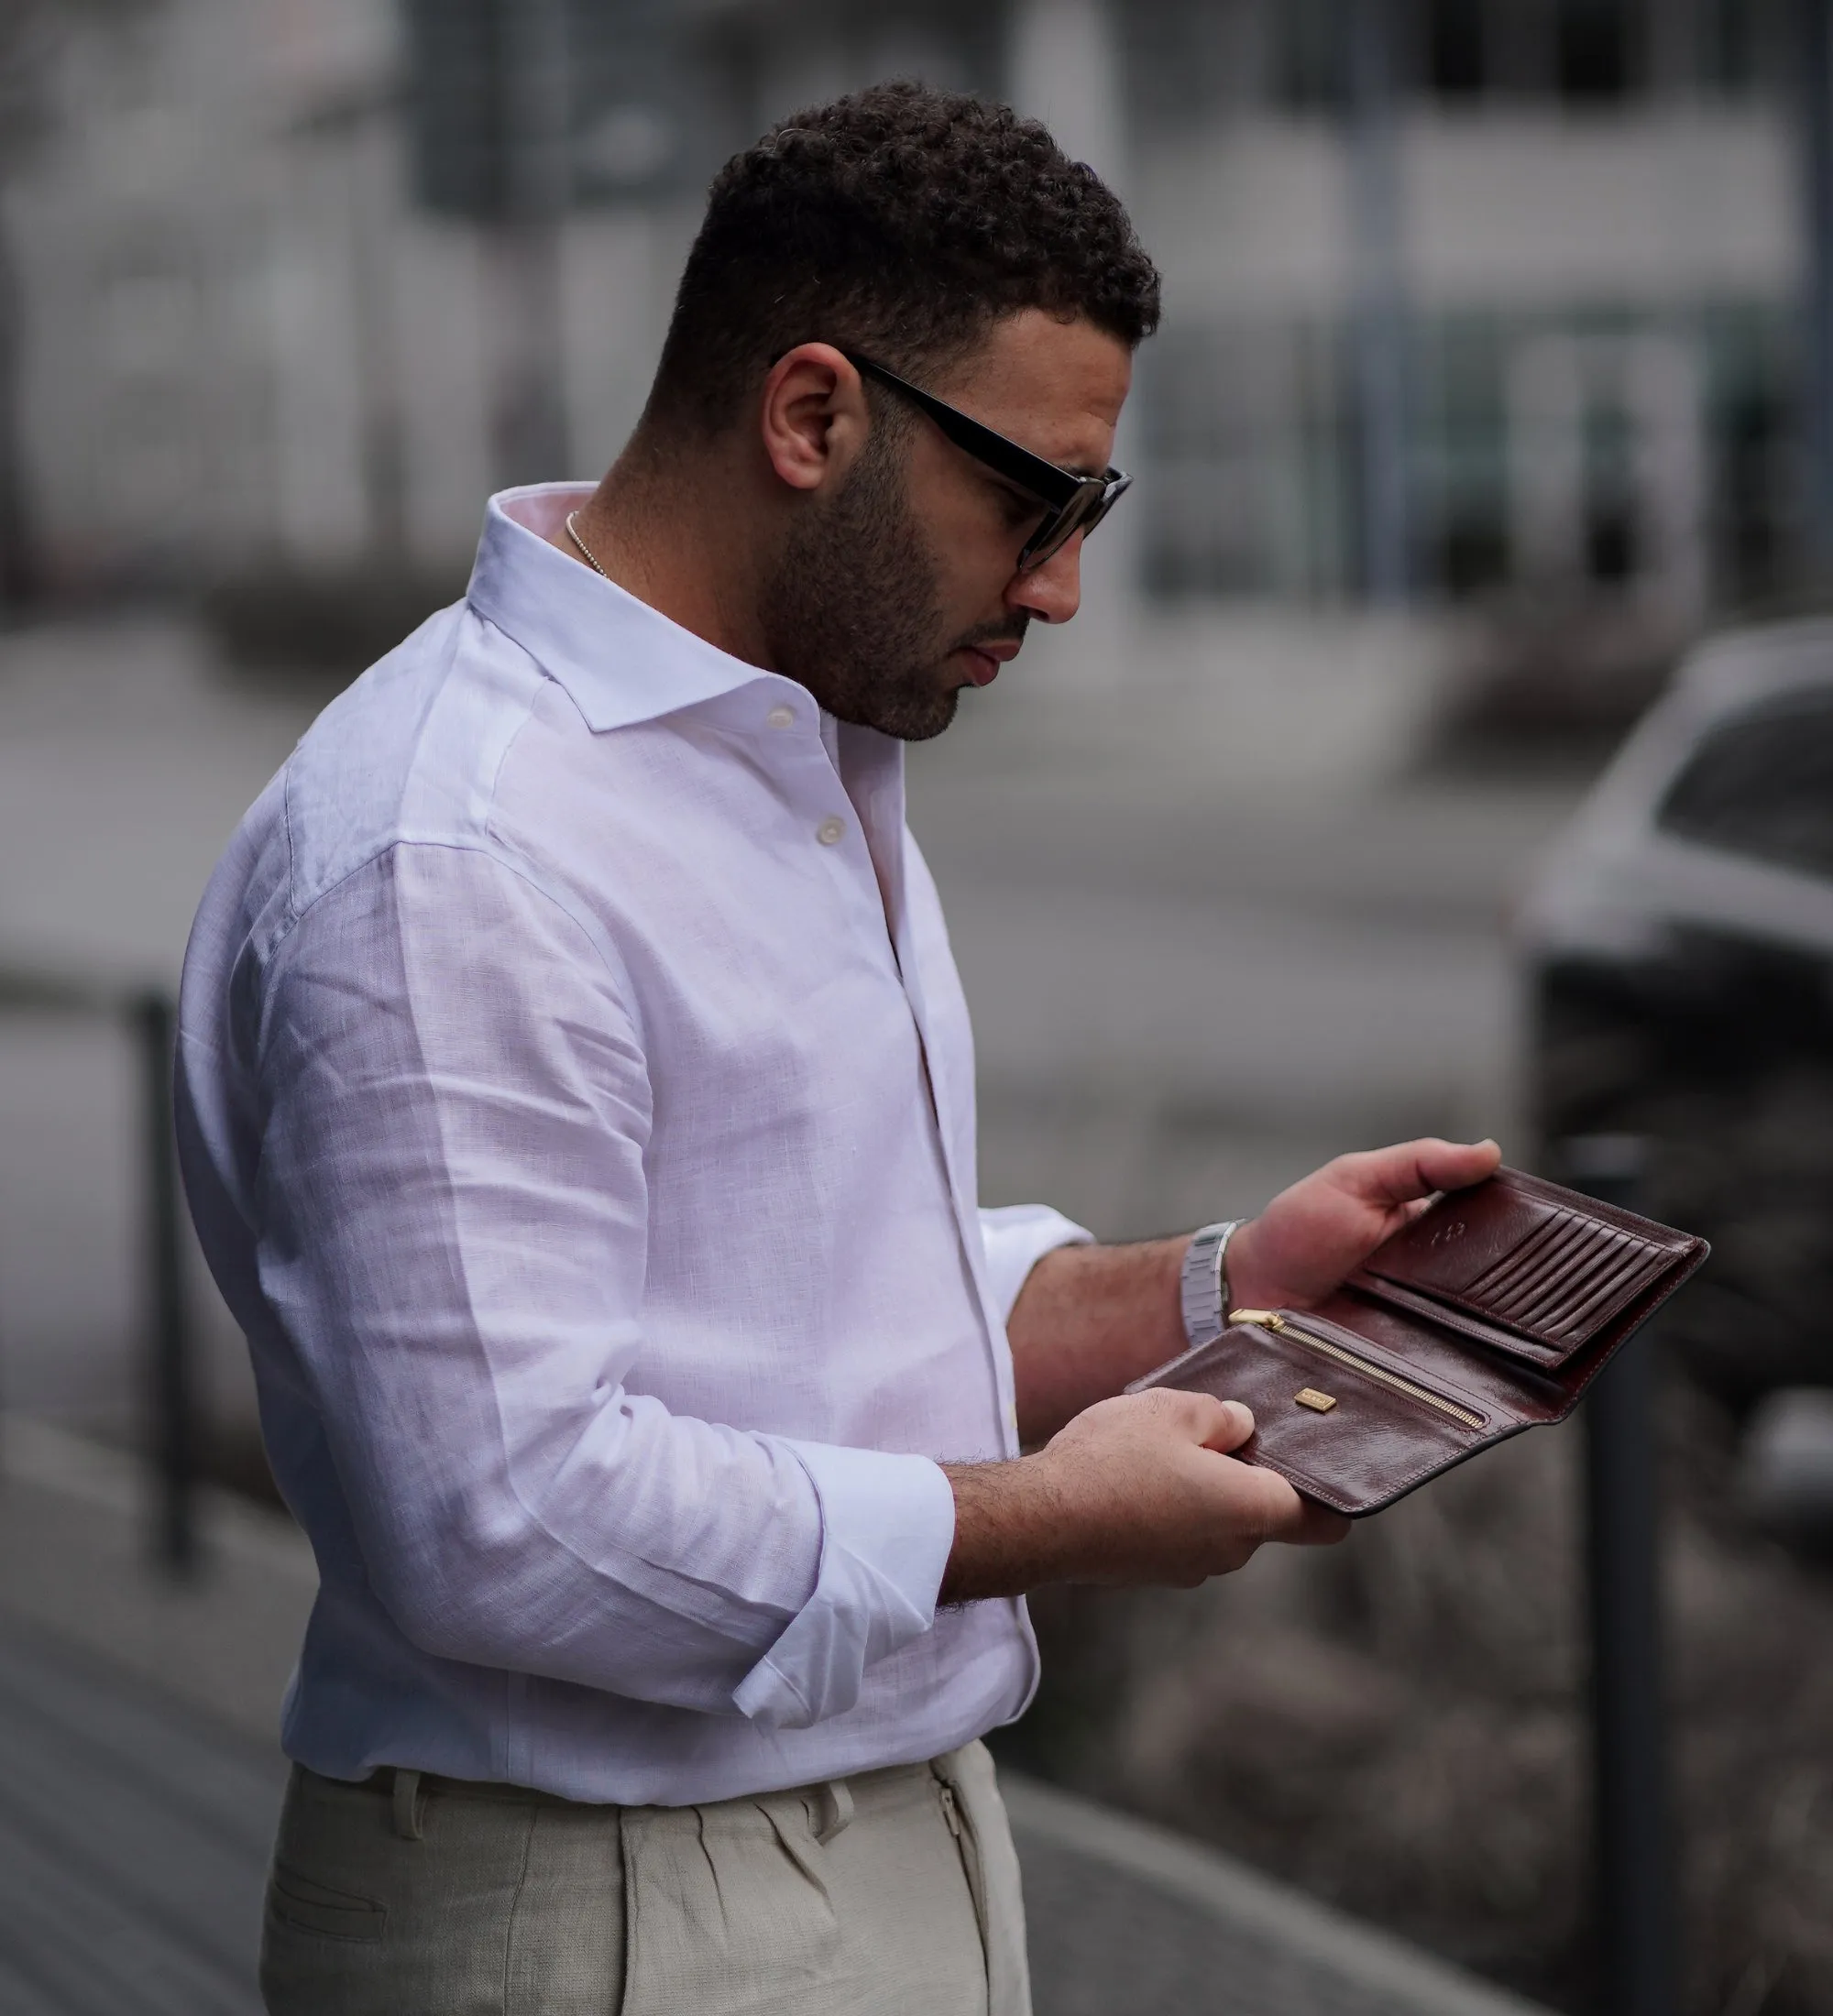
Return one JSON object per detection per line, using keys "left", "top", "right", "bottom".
{"left": 1206, "top": 1459, "right": 1350, "bottom": 1548}
{"left": 1206, "top": 1457, "right": 1310, "bottom": 1540}
{"left": 1285, "top": 1497, "right": 1354, "bottom": 1546}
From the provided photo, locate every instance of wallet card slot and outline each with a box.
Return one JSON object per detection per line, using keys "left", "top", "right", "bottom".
{"left": 1229, "top": 1310, "right": 1487, "bottom": 1430}
{"left": 1474, "top": 1216, "right": 1622, "bottom": 1315}
{"left": 1556, "top": 1246, "right": 1668, "bottom": 1335}
{"left": 1463, "top": 1210, "right": 1587, "bottom": 1307}
{"left": 1485, "top": 1233, "right": 1665, "bottom": 1339}
{"left": 1366, "top": 1206, "right": 1671, "bottom": 1355}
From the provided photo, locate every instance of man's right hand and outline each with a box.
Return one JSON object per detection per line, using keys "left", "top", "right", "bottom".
{"left": 938, "top": 1388, "right": 1349, "bottom": 1603}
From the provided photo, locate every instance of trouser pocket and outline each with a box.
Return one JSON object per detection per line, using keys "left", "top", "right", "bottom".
{"left": 259, "top": 1766, "right": 624, "bottom": 2016}
{"left": 267, "top": 1862, "right": 387, "bottom": 1941}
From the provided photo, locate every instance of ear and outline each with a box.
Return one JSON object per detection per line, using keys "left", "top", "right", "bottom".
{"left": 758, "top": 343, "right": 871, "bottom": 494}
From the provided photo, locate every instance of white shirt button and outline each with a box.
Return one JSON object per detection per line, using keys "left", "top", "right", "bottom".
{"left": 817, "top": 816, "right": 846, "bottom": 847}
{"left": 766, "top": 705, "right": 796, "bottom": 730}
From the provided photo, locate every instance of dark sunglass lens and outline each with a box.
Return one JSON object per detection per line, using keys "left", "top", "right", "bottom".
{"left": 1080, "top": 490, "right": 1119, "bottom": 539}
{"left": 1018, "top": 511, "right": 1069, "bottom": 574}
{"left": 1018, "top": 484, "right": 1106, "bottom": 572}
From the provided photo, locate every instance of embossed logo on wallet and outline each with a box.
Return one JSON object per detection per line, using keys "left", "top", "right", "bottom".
{"left": 1294, "top": 1388, "right": 1338, "bottom": 1413}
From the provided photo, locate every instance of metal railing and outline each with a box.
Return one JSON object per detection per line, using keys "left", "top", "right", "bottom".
{"left": 0, "top": 966, "right": 197, "bottom": 1572}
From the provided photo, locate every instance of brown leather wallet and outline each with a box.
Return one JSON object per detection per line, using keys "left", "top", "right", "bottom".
{"left": 1126, "top": 1167, "right": 1708, "bottom": 1517}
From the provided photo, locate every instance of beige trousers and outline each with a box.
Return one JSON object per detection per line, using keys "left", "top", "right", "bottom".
{"left": 259, "top": 1740, "right": 1030, "bottom": 2016}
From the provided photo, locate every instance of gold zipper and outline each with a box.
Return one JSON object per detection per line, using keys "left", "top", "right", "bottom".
{"left": 1229, "top": 1310, "right": 1486, "bottom": 1430}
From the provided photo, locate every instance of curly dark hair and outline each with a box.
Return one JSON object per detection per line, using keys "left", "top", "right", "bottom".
{"left": 644, "top": 82, "right": 1161, "bottom": 433}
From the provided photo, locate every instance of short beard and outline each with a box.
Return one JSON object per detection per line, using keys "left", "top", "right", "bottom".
{"left": 758, "top": 424, "right": 962, "bottom": 742}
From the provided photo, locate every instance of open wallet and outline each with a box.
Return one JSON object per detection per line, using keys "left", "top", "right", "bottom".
{"left": 1125, "top": 1167, "right": 1709, "bottom": 1517}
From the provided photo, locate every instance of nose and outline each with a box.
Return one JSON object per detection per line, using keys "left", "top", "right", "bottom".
{"left": 1006, "top": 532, "right": 1082, "bottom": 625}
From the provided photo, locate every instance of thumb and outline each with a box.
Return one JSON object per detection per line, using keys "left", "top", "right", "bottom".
{"left": 1198, "top": 1397, "right": 1257, "bottom": 1454}
{"left": 1352, "top": 1135, "right": 1501, "bottom": 1207}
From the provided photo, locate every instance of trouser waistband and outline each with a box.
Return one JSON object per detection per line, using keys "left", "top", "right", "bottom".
{"left": 308, "top": 1752, "right": 955, "bottom": 1846}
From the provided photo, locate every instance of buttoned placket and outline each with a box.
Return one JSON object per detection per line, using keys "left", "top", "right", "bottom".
{"left": 774, "top": 696, "right": 1025, "bottom": 1463}
{"left": 754, "top": 699, "right": 1037, "bottom": 1677}
{"left": 764, "top": 698, "right": 900, "bottom": 975}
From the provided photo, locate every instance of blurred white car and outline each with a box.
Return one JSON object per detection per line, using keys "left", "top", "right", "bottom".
{"left": 1517, "top": 617, "right": 1833, "bottom": 1412}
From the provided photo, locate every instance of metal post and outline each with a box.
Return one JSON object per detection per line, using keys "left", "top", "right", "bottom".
{"left": 1564, "top": 1134, "right": 1675, "bottom": 2016}
{"left": 134, "top": 991, "right": 196, "bottom": 1572}
{"left": 1346, "top": 0, "right": 1411, "bottom": 604}
{"left": 1796, "top": 0, "right": 1833, "bottom": 571}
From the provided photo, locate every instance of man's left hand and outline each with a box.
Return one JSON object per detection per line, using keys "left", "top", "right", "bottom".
{"left": 1224, "top": 1136, "right": 1502, "bottom": 1315}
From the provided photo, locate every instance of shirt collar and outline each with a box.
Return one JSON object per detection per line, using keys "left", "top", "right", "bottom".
{"left": 465, "top": 482, "right": 783, "bottom": 732}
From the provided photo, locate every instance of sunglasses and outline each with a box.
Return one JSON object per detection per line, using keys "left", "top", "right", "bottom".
{"left": 840, "top": 351, "right": 1132, "bottom": 574}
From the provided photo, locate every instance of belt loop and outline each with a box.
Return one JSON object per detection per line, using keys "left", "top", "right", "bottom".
{"left": 390, "top": 1768, "right": 425, "bottom": 1842}
{"left": 810, "top": 1777, "right": 853, "bottom": 1846}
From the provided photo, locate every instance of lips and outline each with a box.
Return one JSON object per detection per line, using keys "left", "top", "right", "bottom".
{"left": 959, "top": 639, "right": 1021, "bottom": 688}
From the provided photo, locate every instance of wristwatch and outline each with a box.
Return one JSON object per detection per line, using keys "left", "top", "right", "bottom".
{"left": 1180, "top": 1219, "right": 1248, "bottom": 1351}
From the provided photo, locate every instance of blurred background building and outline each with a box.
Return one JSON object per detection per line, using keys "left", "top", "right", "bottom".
{"left": 2, "top": 0, "right": 1817, "bottom": 726}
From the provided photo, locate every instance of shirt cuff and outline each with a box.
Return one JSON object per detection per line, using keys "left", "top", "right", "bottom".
{"left": 731, "top": 1440, "right": 957, "bottom": 1731}
{"left": 977, "top": 1203, "right": 1094, "bottom": 1326}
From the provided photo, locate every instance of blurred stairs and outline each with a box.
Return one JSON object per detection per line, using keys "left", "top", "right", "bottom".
{"left": 0, "top": 1623, "right": 280, "bottom": 2014}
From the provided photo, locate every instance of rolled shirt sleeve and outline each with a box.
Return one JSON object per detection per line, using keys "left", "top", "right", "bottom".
{"left": 977, "top": 1203, "right": 1094, "bottom": 1327}
{"left": 252, "top": 840, "right": 953, "bottom": 1728}
{"left": 734, "top": 1439, "right": 957, "bottom": 1727}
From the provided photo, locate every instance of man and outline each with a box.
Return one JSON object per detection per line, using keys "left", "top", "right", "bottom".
{"left": 178, "top": 83, "right": 1498, "bottom": 2015}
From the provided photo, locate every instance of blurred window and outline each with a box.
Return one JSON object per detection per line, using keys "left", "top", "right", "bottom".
{"left": 1121, "top": 0, "right": 1250, "bottom": 126}
{"left": 1694, "top": 0, "right": 1777, "bottom": 94}
{"left": 1138, "top": 321, "right": 1352, "bottom": 603}
{"left": 1424, "top": 0, "right": 1488, "bottom": 99}
{"left": 1269, "top": 0, "right": 1346, "bottom": 109}
{"left": 1555, "top": 0, "right": 1642, "bottom": 101}
{"left": 1701, "top": 301, "right": 1794, "bottom": 607}
{"left": 1158, "top": 300, "right": 1791, "bottom": 613}
{"left": 1123, "top": 0, "right": 1253, "bottom": 130}
{"left": 1415, "top": 312, "right": 1509, "bottom": 600}
{"left": 1656, "top": 691, "right": 1833, "bottom": 881}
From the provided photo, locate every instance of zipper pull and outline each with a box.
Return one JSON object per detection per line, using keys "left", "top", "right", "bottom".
{"left": 938, "top": 1782, "right": 962, "bottom": 1837}
{"left": 1229, "top": 1309, "right": 1282, "bottom": 1330}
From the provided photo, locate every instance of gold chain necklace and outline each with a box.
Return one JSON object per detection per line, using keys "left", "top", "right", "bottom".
{"left": 565, "top": 509, "right": 609, "bottom": 579}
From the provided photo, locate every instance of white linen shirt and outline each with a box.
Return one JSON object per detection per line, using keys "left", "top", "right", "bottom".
{"left": 175, "top": 483, "right": 1089, "bottom": 1805}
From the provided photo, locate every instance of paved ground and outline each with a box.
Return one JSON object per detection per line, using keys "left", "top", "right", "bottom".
{"left": 0, "top": 1624, "right": 280, "bottom": 2016}
{"left": 0, "top": 1419, "right": 303, "bottom": 2015}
